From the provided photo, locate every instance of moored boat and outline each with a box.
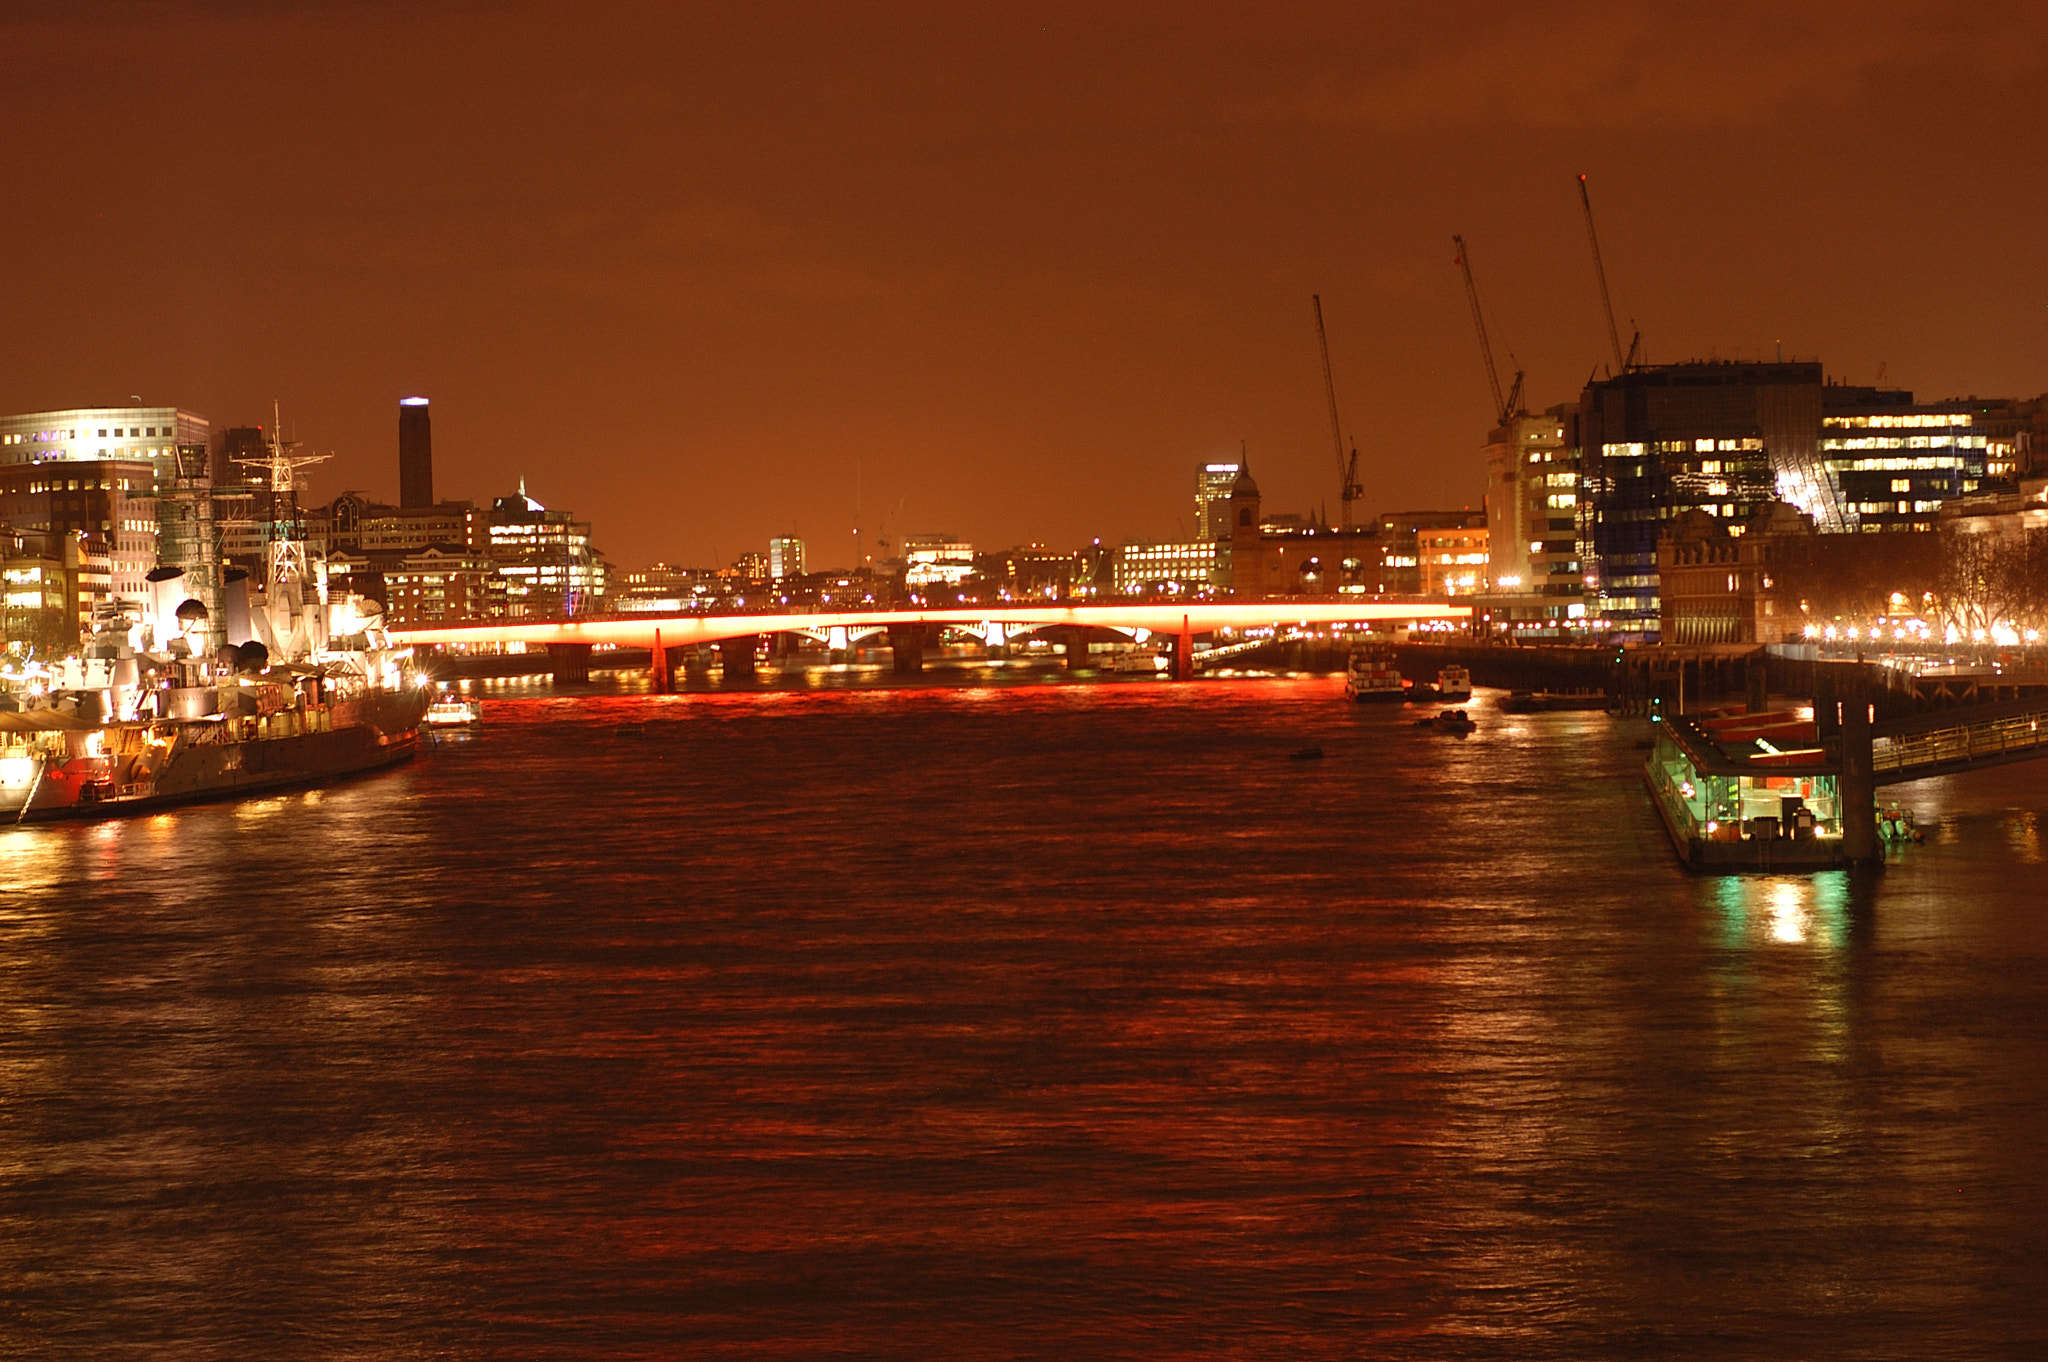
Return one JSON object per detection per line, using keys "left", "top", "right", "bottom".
{"left": 1427, "top": 664, "right": 1473, "bottom": 701}
{"left": 0, "top": 411, "right": 431, "bottom": 822}
{"left": 1643, "top": 710, "right": 1845, "bottom": 871}
{"left": 1343, "top": 644, "right": 1406, "bottom": 702}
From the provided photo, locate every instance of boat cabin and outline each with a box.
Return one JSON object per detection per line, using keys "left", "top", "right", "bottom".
{"left": 1645, "top": 709, "right": 1845, "bottom": 870}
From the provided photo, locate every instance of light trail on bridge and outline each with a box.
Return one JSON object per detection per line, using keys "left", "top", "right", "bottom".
{"left": 391, "top": 600, "right": 1471, "bottom": 651}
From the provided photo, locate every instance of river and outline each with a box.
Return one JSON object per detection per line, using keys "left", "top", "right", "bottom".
{"left": 2, "top": 676, "right": 2044, "bottom": 1357}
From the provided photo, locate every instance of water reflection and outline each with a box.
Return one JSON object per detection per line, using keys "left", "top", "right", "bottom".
{"left": 0, "top": 681, "right": 2043, "bottom": 1355}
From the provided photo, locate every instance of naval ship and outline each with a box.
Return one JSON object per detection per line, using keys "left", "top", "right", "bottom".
{"left": 0, "top": 417, "right": 429, "bottom": 822}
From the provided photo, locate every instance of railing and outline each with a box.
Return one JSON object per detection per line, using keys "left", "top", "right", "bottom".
{"left": 1873, "top": 710, "right": 2048, "bottom": 775}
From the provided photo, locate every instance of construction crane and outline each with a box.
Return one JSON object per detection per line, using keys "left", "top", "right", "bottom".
{"left": 1577, "top": 173, "right": 1638, "bottom": 372}
{"left": 1311, "top": 294, "right": 1363, "bottom": 530}
{"left": 1451, "top": 234, "right": 1523, "bottom": 425}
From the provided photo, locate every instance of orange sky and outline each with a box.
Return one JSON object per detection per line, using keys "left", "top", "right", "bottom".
{"left": 3, "top": 1, "right": 2045, "bottom": 568}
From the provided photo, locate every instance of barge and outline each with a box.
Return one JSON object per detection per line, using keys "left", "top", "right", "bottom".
{"left": 1644, "top": 709, "right": 1845, "bottom": 872}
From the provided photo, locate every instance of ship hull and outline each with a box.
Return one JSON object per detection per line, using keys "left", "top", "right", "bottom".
{"left": 8, "top": 689, "right": 428, "bottom": 823}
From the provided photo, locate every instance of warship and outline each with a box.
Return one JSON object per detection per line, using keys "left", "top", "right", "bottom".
{"left": 0, "top": 414, "right": 429, "bottom": 822}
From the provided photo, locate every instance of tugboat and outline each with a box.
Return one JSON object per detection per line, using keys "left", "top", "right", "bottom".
{"left": 1416, "top": 663, "right": 1472, "bottom": 701}
{"left": 1343, "top": 643, "right": 1407, "bottom": 702}
{"left": 0, "top": 415, "right": 430, "bottom": 822}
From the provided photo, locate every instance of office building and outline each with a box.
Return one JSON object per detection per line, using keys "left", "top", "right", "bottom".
{"left": 1574, "top": 361, "right": 2037, "bottom": 637}
{"left": 1113, "top": 541, "right": 1225, "bottom": 596}
{"left": 904, "top": 535, "right": 974, "bottom": 588}
{"left": 769, "top": 536, "right": 805, "bottom": 580}
{"left": 0, "top": 406, "right": 211, "bottom": 617}
{"left": 1195, "top": 462, "right": 1242, "bottom": 540}
{"left": 381, "top": 547, "right": 505, "bottom": 627}
{"left": 1476, "top": 403, "right": 1584, "bottom": 631}
{"left": 399, "top": 397, "right": 432, "bottom": 508}
{"left": 488, "top": 480, "right": 607, "bottom": 617}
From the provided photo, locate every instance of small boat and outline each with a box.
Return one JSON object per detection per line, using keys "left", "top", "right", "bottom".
{"left": 1343, "top": 645, "right": 1406, "bottom": 702}
{"left": 423, "top": 696, "right": 483, "bottom": 728}
{"left": 1415, "top": 709, "right": 1475, "bottom": 734}
{"left": 1426, "top": 664, "right": 1473, "bottom": 701}
{"left": 1289, "top": 745, "right": 1325, "bottom": 760}
{"left": 1107, "top": 650, "right": 1167, "bottom": 673}
{"left": 1499, "top": 689, "right": 1610, "bottom": 714}
{"left": 1878, "top": 806, "right": 1924, "bottom": 845}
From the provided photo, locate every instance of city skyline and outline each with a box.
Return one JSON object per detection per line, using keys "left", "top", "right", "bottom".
{"left": 1, "top": 3, "right": 2043, "bottom": 569}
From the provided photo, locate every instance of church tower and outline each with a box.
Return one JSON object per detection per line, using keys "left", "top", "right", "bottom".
{"left": 1229, "top": 461, "right": 1263, "bottom": 599}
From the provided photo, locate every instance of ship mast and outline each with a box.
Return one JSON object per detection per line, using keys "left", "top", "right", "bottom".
{"left": 233, "top": 400, "right": 329, "bottom": 658}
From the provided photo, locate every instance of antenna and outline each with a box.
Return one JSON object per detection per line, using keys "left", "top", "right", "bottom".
{"left": 1578, "top": 174, "right": 1628, "bottom": 372}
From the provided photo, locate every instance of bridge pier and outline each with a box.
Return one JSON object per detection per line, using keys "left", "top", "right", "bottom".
{"left": 719, "top": 634, "right": 760, "bottom": 682}
{"left": 1840, "top": 694, "right": 1879, "bottom": 863}
{"left": 888, "top": 623, "right": 925, "bottom": 674}
{"left": 1169, "top": 619, "right": 1194, "bottom": 681}
{"left": 649, "top": 630, "right": 673, "bottom": 693}
{"left": 547, "top": 642, "right": 592, "bottom": 684}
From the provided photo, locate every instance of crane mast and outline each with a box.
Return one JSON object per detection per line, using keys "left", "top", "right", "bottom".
{"left": 1311, "top": 294, "right": 1362, "bottom": 530}
{"left": 1452, "top": 234, "right": 1523, "bottom": 425}
{"left": 1578, "top": 173, "right": 1633, "bottom": 372}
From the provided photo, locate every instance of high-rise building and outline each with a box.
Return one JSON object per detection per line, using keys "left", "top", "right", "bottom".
{"left": 1195, "top": 462, "right": 1242, "bottom": 540}
{"left": 399, "top": 397, "right": 432, "bottom": 509}
{"left": 1575, "top": 361, "right": 2025, "bottom": 637}
{"left": 769, "top": 536, "right": 805, "bottom": 580}
{"left": 1576, "top": 362, "right": 1828, "bottom": 635}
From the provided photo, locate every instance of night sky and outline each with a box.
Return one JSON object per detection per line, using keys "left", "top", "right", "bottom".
{"left": 3, "top": 2, "right": 2044, "bottom": 569}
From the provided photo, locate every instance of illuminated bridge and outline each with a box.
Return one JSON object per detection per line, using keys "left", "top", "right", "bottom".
{"left": 392, "top": 600, "right": 1471, "bottom": 687}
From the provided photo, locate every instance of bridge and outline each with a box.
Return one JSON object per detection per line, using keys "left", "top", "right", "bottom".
{"left": 391, "top": 600, "right": 1471, "bottom": 686}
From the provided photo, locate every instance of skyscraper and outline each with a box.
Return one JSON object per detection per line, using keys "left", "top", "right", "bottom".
{"left": 769, "top": 536, "right": 805, "bottom": 580}
{"left": 398, "top": 397, "right": 432, "bottom": 508}
{"left": 1195, "top": 461, "right": 1241, "bottom": 540}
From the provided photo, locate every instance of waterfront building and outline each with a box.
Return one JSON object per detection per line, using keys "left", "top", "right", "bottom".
{"left": 382, "top": 546, "right": 504, "bottom": 627}
{"left": 0, "top": 405, "right": 211, "bottom": 616}
{"left": 1195, "top": 461, "right": 1242, "bottom": 540}
{"left": 1, "top": 525, "right": 105, "bottom": 655}
{"left": 1572, "top": 360, "right": 2040, "bottom": 638}
{"left": 769, "top": 536, "right": 805, "bottom": 580}
{"left": 974, "top": 545, "right": 1081, "bottom": 599}
{"left": 1817, "top": 394, "right": 2001, "bottom": 534}
{"left": 1475, "top": 403, "right": 1584, "bottom": 632}
{"left": 1575, "top": 362, "right": 1822, "bottom": 636}
{"left": 1220, "top": 463, "right": 1385, "bottom": 599}
{"left": 1113, "top": 541, "right": 1224, "bottom": 596}
{"left": 1657, "top": 501, "right": 1813, "bottom": 645}
{"left": 616, "top": 562, "right": 723, "bottom": 612}
{"left": 904, "top": 535, "right": 974, "bottom": 589}
{"left": 399, "top": 397, "right": 433, "bottom": 509}
{"left": 488, "top": 481, "right": 607, "bottom": 618}
{"left": 1375, "top": 510, "right": 1489, "bottom": 598}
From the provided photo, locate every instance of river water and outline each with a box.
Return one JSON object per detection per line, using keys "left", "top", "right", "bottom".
{"left": 2, "top": 676, "right": 2045, "bottom": 1358}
